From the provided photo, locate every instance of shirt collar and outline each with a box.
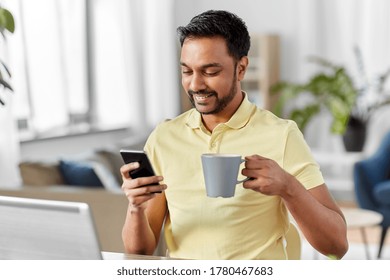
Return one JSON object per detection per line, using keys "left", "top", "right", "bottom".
{"left": 186, "top": 92, "right": 256, "bottom": 130}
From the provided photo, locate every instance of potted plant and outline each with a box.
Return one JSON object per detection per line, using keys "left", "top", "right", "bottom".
{"left": 271, "top": 49, "right": 390, "bottom": 151}
{"left": 0, "top": 5, "right": 15, "bottom": 106}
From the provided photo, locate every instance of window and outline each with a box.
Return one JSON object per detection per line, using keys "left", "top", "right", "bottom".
{"left": 6, "top": 0, "right": 180, "bottom": 141}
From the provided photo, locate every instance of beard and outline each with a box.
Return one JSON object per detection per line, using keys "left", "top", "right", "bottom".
{"left": 187, "top": 74, "right": 238, "bottom": 115}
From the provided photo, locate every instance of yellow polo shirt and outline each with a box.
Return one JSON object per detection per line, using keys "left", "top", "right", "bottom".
{"left": 144, "top": 94, "right": 324, "bottom": 259}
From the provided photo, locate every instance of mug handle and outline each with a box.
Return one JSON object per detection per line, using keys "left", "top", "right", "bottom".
{"left": 236, "top": 159, "right": 250, "bottom": 184}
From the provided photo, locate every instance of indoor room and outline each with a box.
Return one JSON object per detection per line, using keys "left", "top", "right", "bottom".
{"left": 1, "top": 0, "right": 390, "bottom": 261}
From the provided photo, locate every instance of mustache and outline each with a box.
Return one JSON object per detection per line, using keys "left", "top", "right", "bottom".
{"left": 188, "top": 89, "right": 216, "bottom": 96}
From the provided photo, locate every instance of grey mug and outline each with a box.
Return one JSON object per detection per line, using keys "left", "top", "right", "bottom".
{"left": 201, "top": 153, "right": 249, "bottom": 198}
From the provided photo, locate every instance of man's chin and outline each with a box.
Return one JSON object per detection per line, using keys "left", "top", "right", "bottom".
{"left": 195, "top": 104, "right": 214, "bottom": 114}
{"left": 190, "top": 98, "right": 221, "bottom": 115}
{"left": 197, "top": 108, "right": 219, "bottom": 115}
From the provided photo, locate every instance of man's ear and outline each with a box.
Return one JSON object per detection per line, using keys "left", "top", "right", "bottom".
{"left": 237, "top": 56, "right": 249, "bottom": 81}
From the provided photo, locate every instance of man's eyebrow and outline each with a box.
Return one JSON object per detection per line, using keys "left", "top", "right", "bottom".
{"left": 180, "top": 62, "right": 223, "bottom": 68}
{"left": 201, "top": 63, "right": 223, "bottom": 68}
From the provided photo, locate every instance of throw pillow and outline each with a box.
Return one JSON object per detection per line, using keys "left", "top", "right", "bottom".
{"left": 373, "top": 180, "right": 390, "bottom": 207}
{"left": 19, "top": 161, "right": 66, "bottom": 186}
{"left": 59, "top": 160, "right": 104, "bottom": 187}
{"left": 92, "top": 161, "right": 121, "bottom": 190}
{"left": 95, "top": 149, "right": 125, "bottom": 184}
{"left": 61, "top": 150, "right": 122, "bottom": 190}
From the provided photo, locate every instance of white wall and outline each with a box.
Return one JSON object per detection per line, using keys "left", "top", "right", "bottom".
{"left": 174, "top": 0, "right": 301, "bottom": 81}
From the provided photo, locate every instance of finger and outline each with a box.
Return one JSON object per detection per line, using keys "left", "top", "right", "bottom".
{"left": 242, "top": 177, "right": 270, "bottom": 194}
{"left": 129, "top": 184, "right": 167, "bottom": 196}
{"left": 124, "top": 184, "right": 167, "bottom": 207}
{"left": 244, "top": 154, "right": 268, "bottom": 161}
{"left": 120, "top": 162, "right": 140, "bottom": 179}
{"left": 131, "top": 176, "right": 164, "bottom": 189}
{"left": 242, "top": 168, "right": 260, "bottom": 179}
{"left": 121, "top": 175, "right": 164, "bottom": 192}
{"left": 242, "top": 177, "right": 261, "bottom": 188}
{"left": 245, "top": 155, "right": 274, "bottom": 170}
{"left": 126, "top": 192, "right": 156, "bottom": 208}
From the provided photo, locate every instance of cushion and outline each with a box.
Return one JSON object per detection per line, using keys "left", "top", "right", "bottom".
{"left": 94, "top": 137, "right": 147, "bottom": 184}
{"left": 373, "top": 180, "right": 390, "bottom": 207}
{"left": 61, "top": 150, "right": 122, "bottom": 189}
{"left": 59, "top": 160, "right": 104, "bottom": 188}
{"left": 95, "top": 149, "right": 125, "bottom": 184}
{"left": 19, "top": 161, "right": 65, "bottom": 186}
{"left": 92, "top": 161, "right": 121, "bottom": 190}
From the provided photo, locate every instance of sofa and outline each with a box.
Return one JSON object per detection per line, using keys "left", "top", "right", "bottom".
{"left": 17, "top": 136, "right": 148, "bottom": 191}
{"left": 0, "top": 136, "right": 166, "bottom": 255}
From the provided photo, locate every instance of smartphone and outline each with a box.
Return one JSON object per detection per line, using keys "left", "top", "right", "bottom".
{"left": 119, "top": 149, "right": 162, "bottom": 193}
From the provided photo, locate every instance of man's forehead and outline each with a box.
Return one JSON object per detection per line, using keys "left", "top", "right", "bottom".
{"left": 181, "top": 36, "right": 228, "bottom": 51}
{"left": 180, "top": 37, "right": 233, "bottom": 67}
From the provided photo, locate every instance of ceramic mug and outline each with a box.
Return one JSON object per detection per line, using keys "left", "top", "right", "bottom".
{"left": 201, "top": 153, "right": 249, "bottom": 198}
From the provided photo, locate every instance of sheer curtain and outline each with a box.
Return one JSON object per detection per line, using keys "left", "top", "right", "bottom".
{"left": 6, "top": 0, "right": 179, "bottom": 134}
{"left": 2, "top": 0, "right": 87, "bottom": 133}
{"left": 0, "top": 0, "right": 21, "bottom": 187}
{"left": 295, "top": 0, "right": 390, "bottom": 151}
{"left": 0, "top": 102, "right": 21, "bottom": 187}
{"left": 90, "top": 0, "right": 179, "bottom": 128}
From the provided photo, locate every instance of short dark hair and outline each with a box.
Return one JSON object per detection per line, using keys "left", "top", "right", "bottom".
{"left": 177, "top": 10, "right": 250, "bottom": 60}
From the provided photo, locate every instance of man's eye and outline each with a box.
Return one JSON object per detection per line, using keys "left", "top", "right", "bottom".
{"left": 205, "top": 71, "right": 219, "bottom": 76}
{"left": 182, "top": 70, "right": 192, "bottom": 75}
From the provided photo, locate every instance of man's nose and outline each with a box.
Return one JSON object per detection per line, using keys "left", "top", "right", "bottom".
{"left": 189, "top": 73, "right": 206, "bottom": 92}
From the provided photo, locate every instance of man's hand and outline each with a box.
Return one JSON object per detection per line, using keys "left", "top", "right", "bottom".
{"left": 241, "top": 154, "right": 293, "bottom": 197}
{"left": 120, "top": 162, "right": 167, "bottom": 210}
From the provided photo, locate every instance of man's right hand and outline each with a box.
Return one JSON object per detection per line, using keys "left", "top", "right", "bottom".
{"left": 120, "top": 162, "right": 166, "bottom": 210}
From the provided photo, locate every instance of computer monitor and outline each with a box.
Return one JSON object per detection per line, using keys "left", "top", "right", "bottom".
{"left": 0, "top": 195, "right": 103, "bottom": 260}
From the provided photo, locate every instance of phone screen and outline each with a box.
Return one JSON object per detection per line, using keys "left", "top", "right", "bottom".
{"left": 120, "top": 150, "right": 155, "bottom": 178}
{"left": 119, "top": 150, "right": 161, "bottom": 193}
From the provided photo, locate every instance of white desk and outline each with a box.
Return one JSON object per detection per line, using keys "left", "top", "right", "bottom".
{"left": 102, "top": 251, "right": 175, "bottom": 260}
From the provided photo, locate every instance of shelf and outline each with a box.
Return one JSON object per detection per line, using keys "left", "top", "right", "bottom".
{"left": 242, "top": 34, "right": 280, "bottom": 110}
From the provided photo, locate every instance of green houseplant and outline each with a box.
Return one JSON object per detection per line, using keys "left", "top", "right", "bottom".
{"left": 0, "top": 5, "right": 15, "bottom": 106}
{"left": 272, "top": 50, "right": 390, "bottom": 151}
{"left": 272, "top": 56, "right": 357, "bottom": 135}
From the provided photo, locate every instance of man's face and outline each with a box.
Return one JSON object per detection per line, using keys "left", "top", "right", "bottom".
{"left": 180, "top": 36, "right": 244, "bottom": 115}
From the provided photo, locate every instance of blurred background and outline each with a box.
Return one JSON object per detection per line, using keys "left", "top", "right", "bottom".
{"left": 1, "top": 0, "right": 390, "bottom": 199}
{"left": 1, "top": 0, "right": 390, "bottom": 260}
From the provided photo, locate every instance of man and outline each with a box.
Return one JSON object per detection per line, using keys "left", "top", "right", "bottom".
{"left": 121, "top": 10, "right": 348, "bottom": 260}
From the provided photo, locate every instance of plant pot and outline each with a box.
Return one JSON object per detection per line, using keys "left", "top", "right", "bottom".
{"left": 342, "top": 116, "right": 367, "bottom": 152}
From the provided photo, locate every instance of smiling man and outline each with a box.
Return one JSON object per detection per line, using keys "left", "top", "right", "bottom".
{"left": 120, "top": 10, "right": 348, "bottom": 260}
{"left": 181, "top": 36, "right": 244, "bottom": 132}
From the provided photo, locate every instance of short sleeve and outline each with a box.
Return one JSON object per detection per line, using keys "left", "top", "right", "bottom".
{"left": 283, "top": 122, "right": 324, "bottom": 190}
